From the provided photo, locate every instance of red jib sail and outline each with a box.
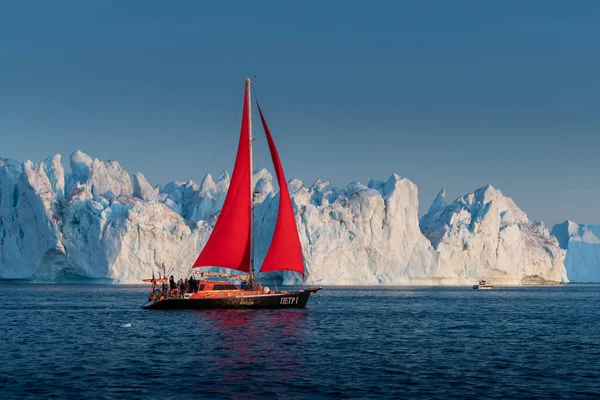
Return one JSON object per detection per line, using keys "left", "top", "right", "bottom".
{"left": 257, "top": 103, "right": 305, "bottom": 276}
{"left": 193, "top": 82, "right": 251, "bottom": 272}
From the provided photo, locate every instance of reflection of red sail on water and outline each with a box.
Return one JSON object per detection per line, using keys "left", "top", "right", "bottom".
{"left": 143, "top": 78, "right": 321, "bottom": 310}
{"left": 197, "top": 310, "right": 309, "bottom": 394}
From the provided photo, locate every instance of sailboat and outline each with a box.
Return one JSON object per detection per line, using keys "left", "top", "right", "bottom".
{"left": 143, "top": 78, "right": 321, "bottom": 310}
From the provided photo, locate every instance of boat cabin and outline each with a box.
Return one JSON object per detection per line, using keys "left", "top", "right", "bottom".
{"left": 196, "top": 281, "right": 239, "bottom": 292}
{"left": 187, "top": 280, "right": 273, "bottom": 299}
{"left": 472, "top": 279, "right": 494, "bottom": 290}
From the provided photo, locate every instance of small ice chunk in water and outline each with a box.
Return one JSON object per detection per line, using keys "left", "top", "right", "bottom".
{"left": 121, "top": 323, "right": 132, "bottom": 328}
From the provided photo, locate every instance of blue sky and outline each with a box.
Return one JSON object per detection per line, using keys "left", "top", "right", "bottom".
{"left": 1, "top": 1, "right": 599, "bottom": 227}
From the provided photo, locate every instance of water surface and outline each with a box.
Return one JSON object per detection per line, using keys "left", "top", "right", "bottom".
{"left": 1, "top": 284, "right": 599, "bottom": 399}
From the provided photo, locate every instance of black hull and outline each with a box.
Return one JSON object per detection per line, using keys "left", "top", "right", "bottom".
{"left": 143, "top": 288, "right": 320, "bottom": 310}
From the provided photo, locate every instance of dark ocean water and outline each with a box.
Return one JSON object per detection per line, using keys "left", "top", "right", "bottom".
{"left": 1, "top": 284, "right": 600, "bottom": 399}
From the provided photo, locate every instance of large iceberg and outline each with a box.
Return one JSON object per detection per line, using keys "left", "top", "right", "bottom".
{"left": 551, "top": 221, "right": 600, "bottom": 282}
{"left": 420, "top": 187, "right": 567, "bottom": 285}
{"left": 0, "top": 151, "right": 568, "bottom": 285}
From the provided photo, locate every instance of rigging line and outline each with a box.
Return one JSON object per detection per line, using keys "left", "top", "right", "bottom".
{"left": 251, "top": 79, "right": 260, "bottom": 105}
{"left": 166, "top": 266, "right": 175, "bottom": 279}
{"left": 255, "top": 199, "right": 260, "bottom": 282}
{"left": 212, "top": 82, "right": 245, "bottom": 218}
{"left": 217, "top": 85, "right": 243, "bottom": 178}
{"left": 251, "top": 83, "right": 265, "bottom": 169}
{"left": 196, "top": 85, "right": 244, "bottom": 271}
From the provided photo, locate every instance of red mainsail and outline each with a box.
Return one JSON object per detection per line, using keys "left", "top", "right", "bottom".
{"left": 192, "top": 82, "right": 251, "bottom": 272}
{"left": 257, "top": 103, "right": 305, "bottom": 276}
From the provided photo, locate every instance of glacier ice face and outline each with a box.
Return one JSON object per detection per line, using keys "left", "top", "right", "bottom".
{"left": 427, "top": 188, "right": 447, "bottom": 214}
{"left": 252, "top": 174, "right": 439, "bottom": 285}
{"left": 551, "top": 221, "right": 600, "bottom": 282}
{"left": 284, "top": 174, "right": 438, "bottom": 285}
{"left": 0, "top": 158, "right": 64, "bottom": 279}
{"left": 61, "top": 195, "right": 203, "bottom": 283}
{"left": 420, "top": 185, "right": 568, "bottom": 285}
{"left": 133, "top": 173, "right": 159, "bottom": 202}
{"left": 161, "top": 172, "right": 230, "bottom": 223}
{"left": 0, "top": 150, "right": 568, "bottom": 285}
{"left": 43, "top": 154, "right": 65, "bottom": 201}
{"left": 67, "top": 151, "right": 133, "bottom": 200}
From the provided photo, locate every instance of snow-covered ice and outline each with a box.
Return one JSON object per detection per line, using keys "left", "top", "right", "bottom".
{"left": 0, "top": 151, "right": 569, "bottom": 285}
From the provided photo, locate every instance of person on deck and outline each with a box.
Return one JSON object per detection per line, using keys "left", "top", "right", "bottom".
{"left": 169, "top": 275, "right": 176, "bottom": 291}
{"left": 178, "top": 279, "right": 185, "bottom": 298}
{"left": 184, "top": 278, "right": 190, "bottom": 293}
{"left": 189, "top": 276, "right": 197, "bottom": 292}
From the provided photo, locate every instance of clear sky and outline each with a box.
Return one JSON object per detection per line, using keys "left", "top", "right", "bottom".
{"left": 1, "top": 1, "right": 599, "bottom": 227}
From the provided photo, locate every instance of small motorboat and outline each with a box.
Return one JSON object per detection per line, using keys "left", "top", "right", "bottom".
{"left": 473, "top": 280, "right": 494, "bottom": 290}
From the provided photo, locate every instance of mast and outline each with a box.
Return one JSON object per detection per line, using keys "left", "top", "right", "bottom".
{"left": 247, "top": 77, "right": 255, "bottom": 284}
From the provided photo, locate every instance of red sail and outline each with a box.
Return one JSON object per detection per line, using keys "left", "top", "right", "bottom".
{"left": 193, "top": 83, "right": 251, "bottom": 272}
{"left": 257, "top": 104, "right": 305, "bottom": 276}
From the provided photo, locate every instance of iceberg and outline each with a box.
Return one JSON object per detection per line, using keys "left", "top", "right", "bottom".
{"left": 282, "top": 174, "right": 438, "bottom": 285}
{"left": 551, "top": 221, "right": 600, "bottom": 282}
{"left": 0, "top": 150, "right": 568, "bottom": 285}
{"left": 420, "top": 185, "right": 568, "bottom": 285}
